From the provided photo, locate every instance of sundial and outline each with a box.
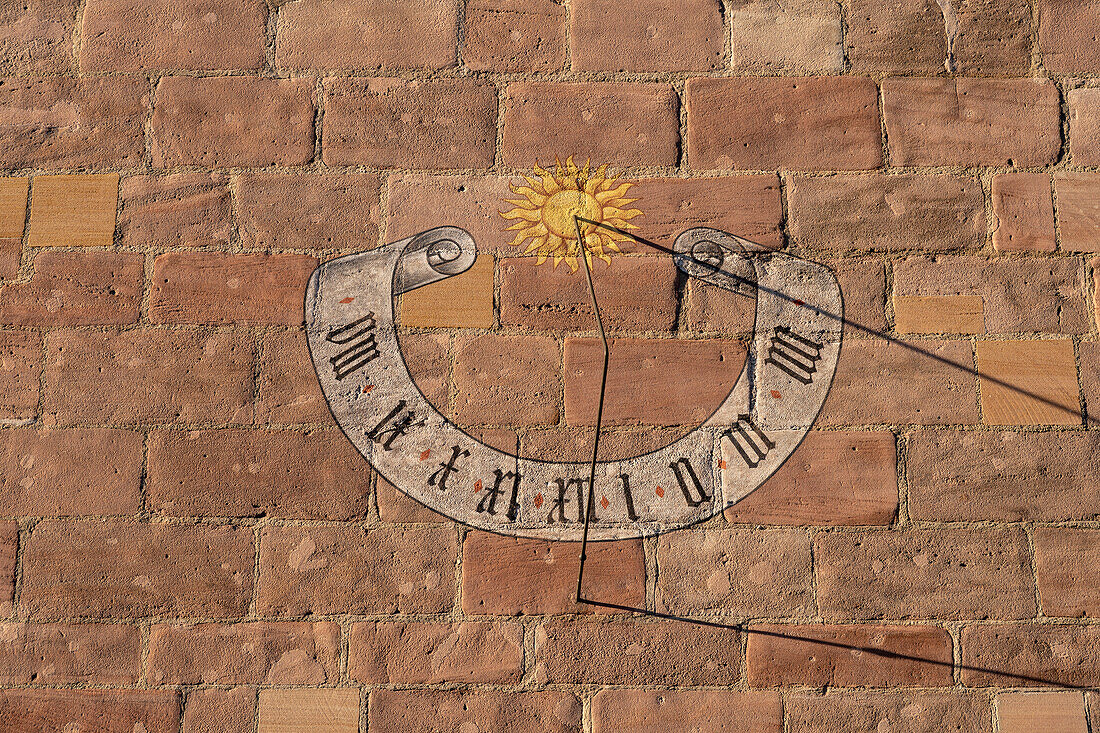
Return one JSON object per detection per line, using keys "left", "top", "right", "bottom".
{"left": 305, "top": 158, "right": 842, "bottom": 541}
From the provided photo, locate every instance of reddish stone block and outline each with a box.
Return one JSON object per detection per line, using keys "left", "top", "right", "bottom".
{"left": 349, "top": 620, "right": 523, "bottom": 683}
{"left": 592, "top": 690, "right": 782, "bottom": 733}
{"left": 43, "top": 329, "right": 254, "bottom": 425}
{"left": 464, "top": 0, "right": 566, "bottom": 72}
{"left": 452, "top": 333, "right": 561, "bottom": 427}
{"left": 257, "top": 524, "right": 457, "bottom": 615}
{"left": 883, "top": 78, "right": 1061, "bottom": 167}
{"left": 0, "top": 690, "right": 179, "bottom": 733}
{"left": 536, "top": 619, "right": 740, "bottom": 685}
{"left": 564, "top": 337, "right": 746, "bottom": 427}
{"left": 147, "top": 429, "right": 369, "bottom": 520}
{"left": 150, "top": 252, "right": 317, "bottom": 325}
{"left": 0, "top": 428, "right": 141, "bottom": 516}
{"left": 499, "top": 256, "right": 678, "bottom": 333}
{"left": 1034, "top": 528, "right": 1100, "bottom": 618}
{"left": 1036, "top": 0, "right": 1100, "bottom": 72}
{"left": 0, "top": 77, "right": 149, "bottom": 168}
{"left": 725, "top": 431, "right": 898, "bottom": 525}
{"left": 0, "top": 331, "right": 40, "bottom": 422}
{"left": 962, "top": 624, "right": 1100, "bottom": 687}
{"left": 369, "top": 690, "right": 581, "bottom": 733}
{"left": 19, "top": 520, "right": 254, "bottom": 618}
{"left": 236, "top": 172, "right": 381, "bottom": 251}
{"left": 183, "top": 688, "right": 256, "bottom": 733}
{"left": 787, "top": 690, "right": 992, "bottom": 733}
{"left": 0, "top": 622, "right": 140, "bottom": 684}
{"left": 502, "top": 82, "right": 679, "bottom": 167}
{"left": 570, "top": 0, "right": 724, "bottom": 71}
{"left": 148, "top": 621, "right": 340, "bottom": 684}
{"left": 0, "top": 522, "right": 12, "bottom": 612}
{"left": 81, "top": 0, "right": 265, "bottom": 71}
{"left": 893, "top": 255, "right": 1088, "bottom": 334}
{"left": 0, "top": 251, "right": 143, "bottom": 326}
{"left": 119, "top": 173, "right": 233, "bottom": 250}
{"left": 398, "top": 331, "right": 452, "bottom": 416}
{"left": 1055, "top": 173, "right": 1100, "bottom": 253}
{"left": 324, "top": 78, "right": 496, "bottom": 169}
{"left": 256, "top": 329, "right": 332, "bottom": 425}
{"left": 746, "top": 624, "right": 954, "bottom": 686}
{"left": 151, "top": 77, "right": 315, "bottom": 167}
{"left": 822, "top": 339, "right": 979, "bottom": 426}
{"left": 816, "top": 527, "right": 1035, "bottom": 620}
{"left": 1069, "top": 88, "right": 1100, "bottom": 166}
{"left": 992, "top": 173, "right": 1056, "bottom": 252}
{"left": 0, "top": 0, "right": 79, "bottom": 74}
{"left": 656, "top": 529, "right": 814, "bottom": 616}
{"left": 788, "top": 174, "right": 984, "bottom": 251}
{"left": 909, "top": 430, "right": 1100, "bottom": 522}
{"left": 276, "top": 0, "right": 457, "bottom": 70}
{"left": 461, "top": 532, "right": 644, "bottom": 615}
{"left": 686, "top": 77, "right": 882, "bottom": 171}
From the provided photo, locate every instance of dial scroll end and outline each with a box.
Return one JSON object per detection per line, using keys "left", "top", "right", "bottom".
{"left": 393, "top": 226, "right": 478, "bottom": 295}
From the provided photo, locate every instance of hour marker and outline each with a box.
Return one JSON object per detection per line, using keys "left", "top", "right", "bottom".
{"left": 600, "top": 495, "right": 610, "bottom": 510}
{"left": 363, "top": 384, "right": 374, "bottom": 394}
{"left": 771, "top": 390, "right": 782, "bottom": 399}
{"left": 419, "top": 449, "right": 431, "bottom": 461}
{"left": 340, "top": 296, "right": 355, "bottom": 304}
{"left": 474, "top": 480, "right": 482, "bottom": 492}
{"left": 655, "top": 486, "right": 665, "bottom": 498}
{"left": 534, "top": 493, "right": 544, "bottom": 508}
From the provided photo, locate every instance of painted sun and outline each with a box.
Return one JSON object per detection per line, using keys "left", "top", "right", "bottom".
{"left": 500, "top": 156, "right": 643, "bottom": 272}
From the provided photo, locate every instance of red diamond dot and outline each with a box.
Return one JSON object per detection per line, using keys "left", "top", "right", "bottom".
{"left": 474, "top": 480, "right": 482, "bottom": 493}
{"left": 340, "top": 297, "right": 355, "bottom": 304}
{"left": 419, "top": 449, "right": 431, "bottom": 461}
{"left": 719, "top": 459, "right": 728, "bottom": 470}
{"left": 771, "top": 390, "right": 781, "bottom": 399}
{"left": 794, "top": 299, "right": 805, "bottom": 306}
{"left": 600, "top": 496, "right": 610, "bottom": 510}
{"left": 655, "top": 486, "right": 665, "bottom": 498}
{"left": 534, "top": 493, "right": 544, "bottom": 508}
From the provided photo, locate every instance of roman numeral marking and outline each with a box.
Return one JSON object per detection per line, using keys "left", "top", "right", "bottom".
{"left": 326, "top": 313, "right": 380, "bottom": 380}
{"left": 721, "top": 414, "right": 775, "bottom": 469}
{"left": 764, "top": 326, "right": 823, "bottom": 384}
{"left": 366, "top": 400, "right": 425, "bottom": 451}
{"left": 669, "top": 457, "right": 710, "bottom": 508}
{"left": 477, "top": 469, "right": 521, "bottom": 521}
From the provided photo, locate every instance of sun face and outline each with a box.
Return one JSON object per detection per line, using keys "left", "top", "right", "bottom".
{"left": 501, "top": 157, "right": 643, "bottom": 272}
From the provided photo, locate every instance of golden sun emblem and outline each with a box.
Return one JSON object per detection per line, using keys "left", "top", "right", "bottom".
{"left": 501, "top": 157, "right": 643, "bottom": 272}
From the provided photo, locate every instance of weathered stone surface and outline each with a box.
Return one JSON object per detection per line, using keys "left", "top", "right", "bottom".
{"left": 724, "top": 431, "right": 898, "bottom": 526}
{"left": 148, "top": 622, "right": 340, "bottom": 684}
{"left": 19, "top": 521, "right": 253, "bottom": 618}
{"left": 686, "top": 77, "right": 882, "bottom": 171}
{"left": 787, "top": 690, "right": 992, "bottom": 733}
{"left": 816, "top": 527, "right": 1035, "bottom": 620}
{"left": 369, "top": 690, "right": 581, "bottom": 733}
{"left": 1036, "top": 0, "right": 1100, "bottom": 72}
{"left": 119, "top": 173, "right": 232, "bottom": 250}
{"left": 893, "top": 256, "right": 1088, "bottom": 335}
{"left": 893, "top": 295, "right": 984, "bottom": 334}
{"left": 992, "top": 173, "right": 1056, "bottom": 252}
{"left": 909, "top": 430, "right": 1100, "bottom": 522}
{"left": 276, "top": 0, "right": 457, "bottom": 70}
{"left": 570, "top": 0, "right": 724, "bottom": 71}
{"left": 0, "top": 690, "right": 179, "bottom": 733}
{"left": 237, "top": 172, "right": 381, "bottom": 251}
{"left": 183, "top": 688, "right": 256, "bottom": 733}
{"left": 732, "top": 0, "right": 843, "bottom": 72}
{"left": 147, "top": 429, "right": 370, "bottom": 520}
{"left": 996, "top": 691, "right": 1089, "bottom": 733}
{"left": 883, "top": 78, "right": 1061, "bottom": 167}
{"left": 746, "top": 624, "right": 954, "bottom": 686}
{"left": 0, "top": 428, "right": 141, "bottom": 515}
{"left": 0, "top": 623, "right": 140, "bottom": 684}
{"left": 655, "top": 528, "right": 813, "bottom": 616}
{"left": 27, "top": 173, "right": 118, "bottom": 248}
{"left": 503, "top": 83, "right": 679, "bottom": 167}
{"left": 81, "top": 0, "right": 265, "bottom": 71}
{"left": 257, "top": 689, "right": 359, "bottom": 733}
{"left": 592, "top": 690, "right": 783, "bottom": 733}
{"left": 962, "top": 624, "right": 1100, "bottom": 687}
{"left": 788, "top": 174, "right": 984, "bottom": 252}
{"left": 1034, "top": 528, "right": 1100, "bottom": 618}
{"left": 0, "top": 251, "right": 143, "bottom": 326}
{"left": 324, "top": 78, "right": 496, "bottom": 169}
{"left": 349, "top": 620, "right": 523, "bottom": 683}
{"left": 453, "top": 333, "right": 561, "bottom": 427}
{"left": 151, "top": 77, "right": 315, "bottom": 167}
{"left": 256, "top": 329, "right": 332, "bottom": 425}
{"left": 1069, "top": 88, "right": 1100, "bottom": 166}
{"left": 0, "top": 332, "right": 39, "bottom": 422}
{"left": 461, "top": 532, "right": 643, "bottom": 614}
{"left": 464, "top": 0, "right": 566, "bottom": 72}
{"left": 0, "top": 77, "right": 149, "bottom": 168}
{"left": 257, "top": 524, "right": 457, "bottom": 615}
{"left": 0, "top": 0, "right": 79, "bottom": 74}
{"left": 1055, "top": 173, "right": 1100, "bottom": 253}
